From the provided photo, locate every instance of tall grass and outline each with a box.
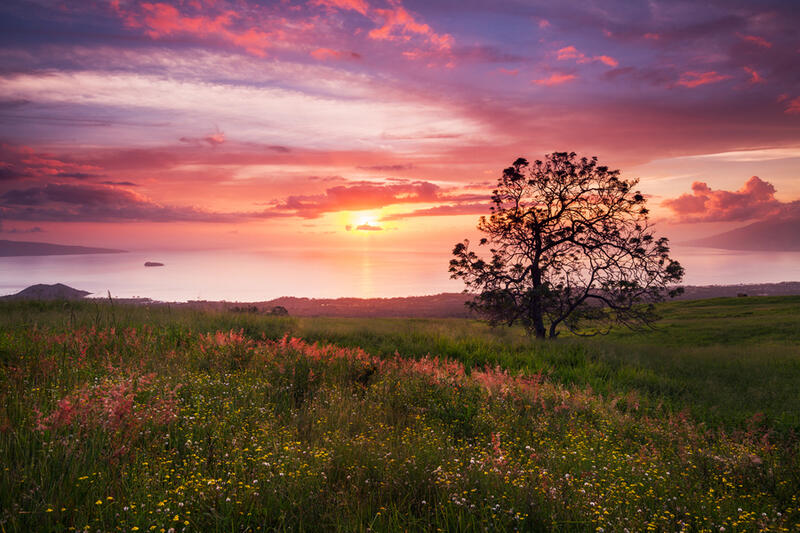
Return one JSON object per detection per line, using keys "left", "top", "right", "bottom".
{"left": 1, "top": 298, "right": 799, "bottom": 530}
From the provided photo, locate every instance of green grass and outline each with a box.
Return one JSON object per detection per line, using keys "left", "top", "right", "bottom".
{"left": 1, "top": 297, "right": 799, "bottom": 531}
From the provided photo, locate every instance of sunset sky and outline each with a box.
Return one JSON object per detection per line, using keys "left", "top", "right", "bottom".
{"left": 1, "top": 0, "right": 799, "bottom": 255}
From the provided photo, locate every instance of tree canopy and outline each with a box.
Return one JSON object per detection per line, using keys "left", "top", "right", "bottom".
{"left": 450, "top": 152, "right": 684, "bottom": 338}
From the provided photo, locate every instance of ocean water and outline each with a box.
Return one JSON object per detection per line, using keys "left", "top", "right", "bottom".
{"left": 1, "top": 246, "right": 799, "bottom": 302}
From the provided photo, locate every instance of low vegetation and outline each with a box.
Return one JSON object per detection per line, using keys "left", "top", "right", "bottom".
{"left": 1, "top": 297, "right": 798, "bottom": 531}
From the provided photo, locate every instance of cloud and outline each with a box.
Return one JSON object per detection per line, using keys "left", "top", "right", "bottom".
{"left": 661, "top": 176, "right": 783, "bottom": 222}
{"left": 0, "top": 183, "right": 244, "bottom": 223}
{"left": 368, "top": 5, "right": 453, "bottom": 51}
{"left": 556, "top": 46, "right": 618, "bottom": 67}
{"left": 276, "top": 180, "right": 442, "bottom": 218}
{"left": 310, "top": 0, "right": 369, "bottom": 16}
{"left": 676, "top": 71, "right": 732, "bottom": 88}
{"left": 55, "top": 172, "right": 99, "bottom": 179}
{"left": 357, "top": 164, "right": 414, "bottom": 172}
{"left": 784, "top": 96, "right": 800, "bottom": 115}
{"left": 100, "top": 180, "right": 139, "bottom": 187}
{"left": 117, "top": 2, "right": 276, "bottom": 57}
{"left": 0, "top": 226, "right": 44, "bottom": 234}
{"left": 533, "top": 73, "right": 577, "bottom": 86}
{"left": 310, "top": 48, "right": 361, "bottom": 61}
{"left": 381, "top": 202, "right": 489, "bottom": 221}
{"left": 743, "top": 66, "right": 763, "bottom": 84}
{"left": 0, "top": 144, "right": 100, "bottom": 180}
{"left": 355, "top": 223, "right": 382, "bottom": 231}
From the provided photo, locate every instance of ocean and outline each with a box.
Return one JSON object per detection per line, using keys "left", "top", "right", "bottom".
{"left": 2, "top": 246, "right": 799, "bottom": 302}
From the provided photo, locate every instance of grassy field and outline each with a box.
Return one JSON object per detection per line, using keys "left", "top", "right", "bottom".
{"left": 1, "top": 297, "right": 799, "bottom": 531}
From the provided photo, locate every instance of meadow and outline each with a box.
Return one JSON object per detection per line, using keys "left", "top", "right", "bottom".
{"left": 1, "top": 297, "right": 798, "bottom": 531}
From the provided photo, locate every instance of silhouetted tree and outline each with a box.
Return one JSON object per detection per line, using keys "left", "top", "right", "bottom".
{"left": 450, "top": 152, "right": 684, "bottom": 338}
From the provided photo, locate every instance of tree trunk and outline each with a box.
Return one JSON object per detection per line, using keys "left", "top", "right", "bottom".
{"left": 530, "top": 264, "right": 546, "bottom": 338}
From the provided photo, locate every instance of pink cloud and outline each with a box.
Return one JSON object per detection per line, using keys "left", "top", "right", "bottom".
{"left": 533, "top": 73, "right": 577, "bottom": 86}
{"left": 310, "top": 0, "right": 369, "bottom": 16}
{"left": 120, "top": 2, "right": 275, "bottom": 57}
{"left": 662, "top": 176, "right": 782, "bottom": 222}
{"left": 0, "top": 143, "right": 100, "bottom": 179}
{"left": 784, "top": 96, "right": 800, "bottom": 114}
{"left": 676, "top": 71, "right": 732, "bottom": 88}
{"left": 643, "top": 33, "right": 660, "bottom": 40}
{"left": 368, "top": 5, "right": 453, "bottom": 51}
{"left": 743, "top": 66, "right": 764, "bottom": 84}
{"left": 556, "top": 46, "right": 618, "bottom": 68}
{"left": 497, "top": 68, "right": 519, "bottom": 76}
{"left": 537, "top": 19, "right": 550, "bottom": 29}
{"left": 738, "top": 33, "right": 772, "bottom": 48}
{"left": 596, "top": 55, "right": 619, "bottom": 67}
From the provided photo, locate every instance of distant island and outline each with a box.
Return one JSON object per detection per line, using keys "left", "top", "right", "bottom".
{"left": 144, "top": 261, "right": 165, "bottom": 267}
{"left": 0, "top": 239, "right": 125, "bottom": 257}
{"left": 0, "top": 283, "right": 91, "bottom": 300}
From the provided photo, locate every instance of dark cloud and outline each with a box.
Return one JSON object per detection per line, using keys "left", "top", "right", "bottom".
{"left": 0, "top": 183, "right": 244, "bottom": 223}
{"left": 0, "top": 164, "right": 28, "bottom": 181}
{"left": 56, "top": 172, "right": 99, "bottom": 179}
{"left": 0, "top": 225, "right": 43, "bottom": 234}
{"left": 179, "top": 131, "right": 225, "bottom": 147}
{"left": 100, "top": 180, "right": 138, "bottom": 186}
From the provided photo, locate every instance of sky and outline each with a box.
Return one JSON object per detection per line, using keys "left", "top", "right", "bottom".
{"left": 0, "top": 0, "right": 799, "bottom": 256}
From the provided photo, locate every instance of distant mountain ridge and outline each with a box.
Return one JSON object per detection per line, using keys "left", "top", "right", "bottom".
{"left": 0, "top": 239, "right": 125, "bottom": 257}
{"left": 689, "top": 218, "right": 800, "bottom": 251}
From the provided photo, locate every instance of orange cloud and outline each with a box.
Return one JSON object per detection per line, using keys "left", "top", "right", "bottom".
{"left": 738, "top": 33, "right": 772, "bottom": 48}
{"left": 676, "top": 71, "right": 731, "bottom": 88}
{"left": 662, "top": 176, "right": 782, "bottom": 222}
{"left": 533, "top": 73, "right": 577, "bottom": 86}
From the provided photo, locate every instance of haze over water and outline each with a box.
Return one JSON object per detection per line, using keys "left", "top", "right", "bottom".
{"left": 2, "top": 246, "right": 798, "bottom": 302}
